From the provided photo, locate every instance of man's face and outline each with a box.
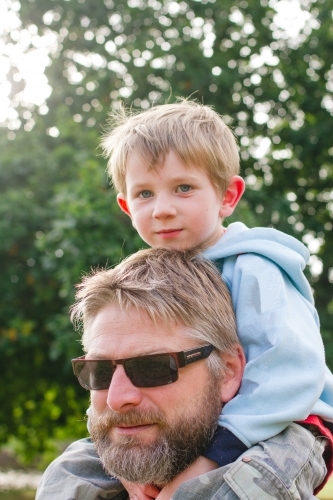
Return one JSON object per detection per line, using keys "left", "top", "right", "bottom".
{"left": 117, "top": 149, "right": 227, "bottom": 251}
{"left": 86, "top": 304, "right": 223, "bottom": 487}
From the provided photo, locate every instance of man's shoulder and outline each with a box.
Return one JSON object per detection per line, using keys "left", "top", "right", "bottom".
{"left": 36, "top": 438, "right": 127, "bottom": 500}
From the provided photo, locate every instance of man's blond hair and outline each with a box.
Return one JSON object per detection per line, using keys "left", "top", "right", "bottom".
{"left": 101, "top": 100, "right": 240, "bottom": 195}
{"left": 70, "top": 248, "right": 239, "bottom": 373}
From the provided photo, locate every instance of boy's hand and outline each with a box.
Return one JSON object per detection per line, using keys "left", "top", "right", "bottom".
{"left": 156, "top": 456, "right": 218, "bottom": 500}
{"left": 121, "top": 456, "right": 218, "bottom": 500}
{"left": 121, "top": 479, "right": 161, "bottom": 499}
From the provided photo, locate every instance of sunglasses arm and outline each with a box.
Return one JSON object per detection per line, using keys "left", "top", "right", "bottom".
{"left": 178, "top": 345, "right": 215, "bottom": 367}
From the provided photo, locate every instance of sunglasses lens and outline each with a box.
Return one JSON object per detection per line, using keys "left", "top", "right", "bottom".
{"left": 74, "top": 360, "right": 113, "bottom": 390}
{"left": 125, "top": 354, "right": 178, "bottom": 387}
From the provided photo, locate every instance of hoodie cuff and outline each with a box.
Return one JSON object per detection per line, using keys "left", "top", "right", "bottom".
{"left": 202, "top": 427, "right": 248, "bottom": 467}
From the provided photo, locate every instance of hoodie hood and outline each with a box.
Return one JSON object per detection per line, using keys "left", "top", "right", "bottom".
{"left": 203, "top": 222, "right": 313, "bottom": 305}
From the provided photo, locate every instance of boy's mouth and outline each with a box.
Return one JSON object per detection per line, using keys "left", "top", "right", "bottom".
{"left": 157, "top": 229, "right": 183, "bottom": 238}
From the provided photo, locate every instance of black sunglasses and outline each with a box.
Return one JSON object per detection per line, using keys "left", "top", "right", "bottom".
{"left": 71, "top": 344, "right": 214, "bottom": 390}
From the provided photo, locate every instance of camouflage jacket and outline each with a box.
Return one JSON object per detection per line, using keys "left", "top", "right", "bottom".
{"left": 35, "top": 424, "right": 326, "bottom": 499}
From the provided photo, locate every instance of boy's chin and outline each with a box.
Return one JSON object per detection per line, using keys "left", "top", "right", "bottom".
{"left": 160, "top": 242, "right": 193, "bottom": 252}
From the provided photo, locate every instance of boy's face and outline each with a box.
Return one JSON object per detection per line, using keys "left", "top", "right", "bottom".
{"left": 117, "top": 150, "right": 242, "bottom": 251}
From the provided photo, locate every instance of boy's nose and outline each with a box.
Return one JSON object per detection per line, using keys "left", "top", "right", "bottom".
{"left": 152, "top": 197, "right": 177, "bottom": 219}
{"left": 106, "top": 365, "right": 144, "bottom": 413}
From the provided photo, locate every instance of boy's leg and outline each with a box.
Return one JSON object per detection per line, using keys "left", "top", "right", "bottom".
{"left": 223, "top": 423, "right": 327, "bottom": 500}
{"left": 172, "top": 423, "right": 328, "bottom": 500}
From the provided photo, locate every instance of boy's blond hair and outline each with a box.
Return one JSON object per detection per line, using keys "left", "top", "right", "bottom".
{"left": 101, "top": 100, "right": 240, "bottom": 195}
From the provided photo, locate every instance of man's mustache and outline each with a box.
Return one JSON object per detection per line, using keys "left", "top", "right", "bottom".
{"left": 90, "top": 408, "right": 167, "bottom": 428}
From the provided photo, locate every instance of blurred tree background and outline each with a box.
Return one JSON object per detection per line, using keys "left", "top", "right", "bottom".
{"left": 0, "top": 0, "right": 333, "bottom": 465}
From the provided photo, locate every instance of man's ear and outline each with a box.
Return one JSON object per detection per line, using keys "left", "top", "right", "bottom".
{"left": 219, "top": 175, "right": 245, "bottom": 219}
{"left": 219, "top": 346, "right": 246, "bottom": 403}
{"left": 117, "top": 193, "right": 132, "bottom": 218}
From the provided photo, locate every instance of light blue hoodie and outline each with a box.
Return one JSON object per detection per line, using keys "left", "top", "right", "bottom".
{"left": 203, "top": 222, "right": 333, "bottom": 448}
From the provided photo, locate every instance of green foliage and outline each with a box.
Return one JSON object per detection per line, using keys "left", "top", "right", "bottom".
{"left": 1, "top": 0, "right": 333, "bottom": 463}
{"left": 0, "top": 491, "right": 36, "bottom": 500}
{"left": 0, "top": 108, "right": 142, "bottom": 464}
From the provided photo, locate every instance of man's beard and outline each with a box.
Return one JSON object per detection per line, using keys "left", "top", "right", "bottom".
{"left": 89, "top": 377, "right": 222, "bottom": 487}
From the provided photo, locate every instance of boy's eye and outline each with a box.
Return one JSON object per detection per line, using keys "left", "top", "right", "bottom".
{"left": 139, "top": 190, "right": 153, "bottom": 198}
{"left": 177, "top": 185, "right": 192, "bottom": 193}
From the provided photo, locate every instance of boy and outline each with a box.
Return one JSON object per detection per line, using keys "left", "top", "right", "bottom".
{"left": 38, "top": 101, "right": 333, "bottom": 499}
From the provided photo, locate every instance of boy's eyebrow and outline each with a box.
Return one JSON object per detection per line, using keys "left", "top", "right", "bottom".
{"left": 128, "top": 182, "right": 152, "bottom": 189}
{"left": 129, "top": 175, "right": 200, "bottom": 189}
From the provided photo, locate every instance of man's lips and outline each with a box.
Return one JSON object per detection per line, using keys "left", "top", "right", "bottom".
{"left": 114, "top": 423, "right": 155, "bottom": 435}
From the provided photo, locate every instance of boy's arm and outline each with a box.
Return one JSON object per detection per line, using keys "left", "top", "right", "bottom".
{"left": 156, "top": 457, "right": 219, "bottom": 500}
{"left": 219, "top": 253, "right": 328, "bottom": 447}
{"left": 119, "top": 458, "right": 219, "bottom": 500}
{"left": 120, "top": 480, "right": 161, "bottom": 499}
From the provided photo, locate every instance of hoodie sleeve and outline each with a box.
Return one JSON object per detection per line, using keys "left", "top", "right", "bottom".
{"left": 218, "top": 253, "right": 326, "bottom": 448}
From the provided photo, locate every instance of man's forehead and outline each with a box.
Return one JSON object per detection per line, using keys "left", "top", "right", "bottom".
{"left": 84, "top": 303, "right": 196, "bottom": 357}
{"left": 90, "top": 303, "right": 170, "bottom": 332}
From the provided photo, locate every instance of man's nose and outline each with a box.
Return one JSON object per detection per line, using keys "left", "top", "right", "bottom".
{"left": 106, "top": 365, "right": 144, "bottom": 413}
{"left": 152, "top": 194, "right": 177, "bottom": 219}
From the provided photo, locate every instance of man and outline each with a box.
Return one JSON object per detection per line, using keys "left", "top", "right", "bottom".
{"left": 36, "top": 249, "right": 326, "bottom": 500}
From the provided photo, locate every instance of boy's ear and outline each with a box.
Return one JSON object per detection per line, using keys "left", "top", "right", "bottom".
{"left": 219, "top": 175, "right": 245, "bottom": 218}
{"left": 219, "top": 346, "right": 246, "bottom": 403}
{"left": 117, "top": 193, "right": 132, "bottom": 218}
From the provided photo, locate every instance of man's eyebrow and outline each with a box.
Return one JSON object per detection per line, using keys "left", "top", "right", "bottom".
{"left": 86, "top": 348, "right": 175, "bottom": 360}
{"left": 86, "top": 354, "right": 109, "bottom": 360}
